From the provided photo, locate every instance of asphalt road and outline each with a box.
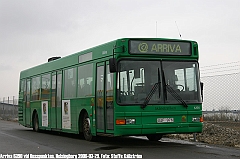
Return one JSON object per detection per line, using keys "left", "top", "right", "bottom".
{"left": 0, "top": 120, "right": 239, "bottom": 159}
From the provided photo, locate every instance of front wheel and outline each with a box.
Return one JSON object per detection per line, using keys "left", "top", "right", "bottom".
{"left": 82, "top": 113, "right": 95, "bottom": 141}
{"left": 146, "top": 134, "right": 163, "bottom": 141}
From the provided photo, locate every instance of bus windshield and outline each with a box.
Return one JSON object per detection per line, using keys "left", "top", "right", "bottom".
{"left": 117, "top": 60, "right": 201, "bottom": 105}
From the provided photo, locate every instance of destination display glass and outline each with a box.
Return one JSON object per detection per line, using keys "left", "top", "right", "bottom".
{"left": 129, "top": 40, "right": 191, "bottom": 55}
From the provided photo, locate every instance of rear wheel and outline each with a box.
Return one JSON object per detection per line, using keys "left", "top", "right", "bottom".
{"left": 82, "top": 112, "right": 95, "bottom": 141}
{"left": 146, "top": 134, "right": 163, "bottom": 141}
{"left": 33, "top": 113, "right": 39, "bottom": 132}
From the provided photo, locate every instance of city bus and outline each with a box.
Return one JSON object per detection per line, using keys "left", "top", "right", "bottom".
{"left": 18, "top": 38, "right": 203, "bottom": 141}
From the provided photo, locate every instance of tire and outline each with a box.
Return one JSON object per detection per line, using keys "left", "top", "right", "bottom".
{"left": 33, "top": 113, "right": 39, "bottom": 132}
{"left": 82, "top": 113, "right": 95, "bottom": 141}
{"left": 146, "top": 134, "right": 163, "bottom": 141}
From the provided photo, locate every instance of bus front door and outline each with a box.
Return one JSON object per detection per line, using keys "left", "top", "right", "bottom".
{"left": 96, "top": 62, "right": 114, "bottom": 134}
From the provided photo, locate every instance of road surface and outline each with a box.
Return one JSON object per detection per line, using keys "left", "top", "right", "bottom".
{"left": 0, "top": 120, "right": 239, "bottom": 159}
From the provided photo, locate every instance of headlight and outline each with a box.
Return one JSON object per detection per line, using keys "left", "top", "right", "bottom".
{"left": 116, "top": 119, "right": 136, "bottom": 125}
{"left": 126, "top": 119, "right": 136, "bottom": 124}
{"left": 192, "top": 116, "right": 203, "bottom": 122}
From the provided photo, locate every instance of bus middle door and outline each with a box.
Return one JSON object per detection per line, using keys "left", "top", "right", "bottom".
{"left": 50, "top": 71, "right": 62, "bottom": 130}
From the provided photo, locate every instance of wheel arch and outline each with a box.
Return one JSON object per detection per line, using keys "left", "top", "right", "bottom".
{"left": 78, "top": 109, "right": 88, "bottom": 133}
{"left": 32, "top": 109, "right": 40, "bottom": 132}
{"left": 32, "top": 109, "right": 38, "bottom": 127}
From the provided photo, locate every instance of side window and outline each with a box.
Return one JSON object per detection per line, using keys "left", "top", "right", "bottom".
{"left": 19, "top": 79, "right": 25, "bottom": 94}
{"left": 19, "top": 79, "right": 26, "bottom": 100}
{"left": 41, "top": 74, "right": 51, "bottom": 100}
{"left": 64, "top": 68, "right": 77, "bottom": 98}
{"left": 51, "top": 74, "right": 56, "bottom": 107}
{"left": 20, "top": 80, "right": 24, "bottom": 92}
{"left": 26, "top": 79, "right": 31, "bottom": 107}
{"left": 57, "top": 73, "right": 62, "bottom": 106}
{"left": 78, "top": 64, "right": 93, "bottom": 97}
{"left": 31, "top": 76, "right": 40, "bottom": 101}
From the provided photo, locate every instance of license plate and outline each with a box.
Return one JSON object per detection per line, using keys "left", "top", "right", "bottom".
{"left": 157, "top": 118, "right": 174, "bottom": 123}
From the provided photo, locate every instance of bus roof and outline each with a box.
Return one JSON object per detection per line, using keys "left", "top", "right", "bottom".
{"left": 20, "top": 38, "right": 197, "bottom": 79}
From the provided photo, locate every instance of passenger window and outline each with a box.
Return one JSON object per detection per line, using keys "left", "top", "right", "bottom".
{"left": 64, "top": 68, "right": 77, "bottom": 98}
{"left": 41, "top": 74, "right": 50, "bottom": 100}
{"left": 78, "top": 64, "right": 93, "bottom": 97}
{"left": 31, "top": 76, "right": 40, "bottom": 101}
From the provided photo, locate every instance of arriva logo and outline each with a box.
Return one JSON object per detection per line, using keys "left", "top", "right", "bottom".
{"left": 138, "top": 43, "right": 148, "bottom": 53}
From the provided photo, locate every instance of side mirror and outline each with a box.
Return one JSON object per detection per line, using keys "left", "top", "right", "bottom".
{"left": 109, "top": 58, "right": 117, "bottom": 73}
{"left": 200, "top": 82, "right": 204, "bottom": 101}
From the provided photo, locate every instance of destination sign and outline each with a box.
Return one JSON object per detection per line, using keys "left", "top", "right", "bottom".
{"left": 129, "top": 40, "right": 191, "bottom": 55}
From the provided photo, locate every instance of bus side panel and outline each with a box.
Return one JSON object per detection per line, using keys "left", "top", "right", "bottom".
{"left": 60, "top": 98, "right": 93, "bottom": 134}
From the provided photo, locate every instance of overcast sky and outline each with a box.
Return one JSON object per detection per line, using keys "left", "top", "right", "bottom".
{"left": 0, "top": 0, "right": 240, "bottom": 99}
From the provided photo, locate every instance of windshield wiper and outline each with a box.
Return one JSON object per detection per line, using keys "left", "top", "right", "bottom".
{"left": 141, "top": 68, "right": 161, "bottom": 109}
{"left": 166, "top": 85, "right": 188, "bottom": 108}
{"left": 141, "top": 82, "right": 160, "bottom": 109}
{"left": 141, "top": 67, "right": 188, "bottom": 109}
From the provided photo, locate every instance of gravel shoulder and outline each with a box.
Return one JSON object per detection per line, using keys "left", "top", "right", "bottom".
{"left": 166, "top": 121, "right": 240, "bottom": 148}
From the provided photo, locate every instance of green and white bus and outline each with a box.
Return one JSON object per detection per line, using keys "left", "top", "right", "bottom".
{"left": 18, "top": 38, "right": 203, "bottom": 141}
